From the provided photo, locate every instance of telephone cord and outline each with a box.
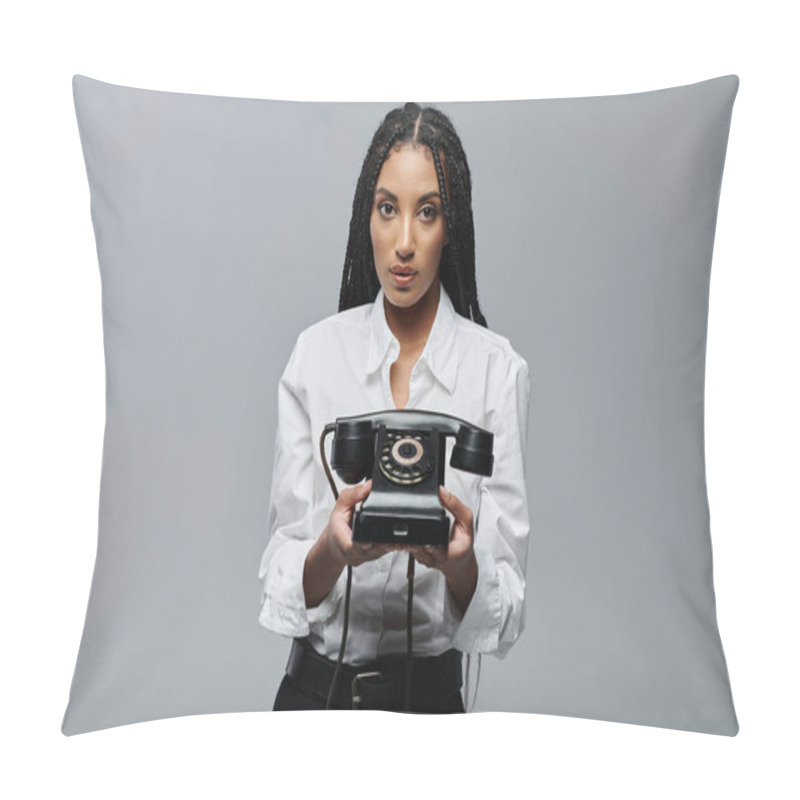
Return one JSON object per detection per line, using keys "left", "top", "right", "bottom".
{"left": 319, "top": 426, "right": 415, "bottom": 711}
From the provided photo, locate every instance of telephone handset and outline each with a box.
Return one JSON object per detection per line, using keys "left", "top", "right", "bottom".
{"left": 327, "top": 409, "right": 494, "bottom": 547}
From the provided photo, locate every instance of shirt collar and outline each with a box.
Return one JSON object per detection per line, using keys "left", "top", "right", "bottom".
{"left": 365, "top": 282, "right": 459, "bottom": 393}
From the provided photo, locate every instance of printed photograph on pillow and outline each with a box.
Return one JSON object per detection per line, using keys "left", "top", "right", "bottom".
{"left": 63, "top": 75, "right": 739, "bottom": 734}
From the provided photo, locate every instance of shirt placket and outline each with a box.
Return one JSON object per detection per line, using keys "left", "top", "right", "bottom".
{"left": 381, "top": 339, "right": 400, "bottom": 409}
{"left": 407, "top": 356, "right": 429, "bottom": 410}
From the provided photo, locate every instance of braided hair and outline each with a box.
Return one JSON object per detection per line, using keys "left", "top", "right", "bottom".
{"left": 338, "top": 103, "right": 487, "bottom": 328}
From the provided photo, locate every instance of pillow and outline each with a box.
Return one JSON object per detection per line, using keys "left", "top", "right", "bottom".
{"left": 63, "top": 74, "right": 739, "bottom": 735}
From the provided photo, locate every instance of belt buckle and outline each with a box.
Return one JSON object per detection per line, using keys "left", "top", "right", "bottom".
{"left": 351, "top": 671, "right": 383, "bottom": 710}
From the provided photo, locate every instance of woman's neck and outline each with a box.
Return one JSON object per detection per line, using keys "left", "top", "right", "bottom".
{"left": 383, "top": 280, "right": 441, "bottom": 355}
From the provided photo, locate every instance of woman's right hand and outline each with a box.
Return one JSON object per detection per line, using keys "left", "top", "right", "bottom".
{"left": 325, "top": 480, "right": 397, "bottom": 568}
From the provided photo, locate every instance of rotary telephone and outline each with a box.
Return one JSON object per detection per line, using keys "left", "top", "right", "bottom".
{"left": 327, "top": 409, "right": 494, "bottom": 546}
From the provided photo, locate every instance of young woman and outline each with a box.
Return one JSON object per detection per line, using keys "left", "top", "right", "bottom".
{"left": 258, "top": 103, "right": 531, "bottom": 713}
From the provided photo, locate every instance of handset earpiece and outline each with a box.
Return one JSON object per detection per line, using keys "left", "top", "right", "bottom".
{"left": 450, "top": 424, "right": 494, "bottom": 477}
{"left": 330, "top": 419, "right": 375, "bottom": 483}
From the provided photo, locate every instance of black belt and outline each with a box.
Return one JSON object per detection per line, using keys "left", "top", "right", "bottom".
{"left": 286, "top": 637, "right": 463, "bottom": 711}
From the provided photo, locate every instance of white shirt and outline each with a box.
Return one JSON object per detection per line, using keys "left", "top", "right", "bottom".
{"left": 258, "top": 284, "right": 531, "bottom": 665}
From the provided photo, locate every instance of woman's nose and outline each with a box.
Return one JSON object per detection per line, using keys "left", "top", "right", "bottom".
{"left": 395, "top": 218, "right": 415, "bottom": 259}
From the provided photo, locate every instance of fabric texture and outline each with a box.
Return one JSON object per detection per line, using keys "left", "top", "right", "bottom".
{"left": 63, "top": 74, "right": 739, "bottom": 736}
{"left": 258, "top": 284, "right": 530, "bottom": 663}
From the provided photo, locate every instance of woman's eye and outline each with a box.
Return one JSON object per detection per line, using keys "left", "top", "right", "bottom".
{"left": 419, "top": 206, "right": 438, "bottom": 221}
{"left": 378, "top": 201, "right": 395, "bottom": 217}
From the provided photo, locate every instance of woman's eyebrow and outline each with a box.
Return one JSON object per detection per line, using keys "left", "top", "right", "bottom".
{"left": 375, "top": 187, "right": 441, "bottom": 203}
{"left": 375, "top": 187, "right": 398, "bottom": 202}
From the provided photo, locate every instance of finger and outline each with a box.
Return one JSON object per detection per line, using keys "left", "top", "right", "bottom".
{"left": 353, "top": 541, "right": 393, "bottom": 562}
{"left": 425, "top": 544, "right": 447, "bottom": 566}
{"left": 353, "top": 539, "right": 380, "bottom": 556}
{"left": 408, "top": 546, "right": 434, "bottom": 568}
{"left": 439, "top": 486, "right": 472, "bottom": 526}
{"left": 350, "top": 542, "right": 375, "bottom": 565}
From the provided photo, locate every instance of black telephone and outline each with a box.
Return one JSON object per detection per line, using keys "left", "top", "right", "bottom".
{"left": 327, "top": 409, "right": 494, "bottom": 547}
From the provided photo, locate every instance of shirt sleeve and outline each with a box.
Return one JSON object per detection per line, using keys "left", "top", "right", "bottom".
{"left": 448, "top": 354, "right": 531, "bottom": 658}
{"left": 257, "top": 336, "right": 345, "bottom": 637}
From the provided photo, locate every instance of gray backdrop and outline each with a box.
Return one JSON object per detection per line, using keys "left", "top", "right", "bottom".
{"left": 63, "top": 75, "right": 739, "bottom": 734}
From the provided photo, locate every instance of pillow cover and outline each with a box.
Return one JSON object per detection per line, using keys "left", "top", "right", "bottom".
{"left": 63, "top": 74, "right": 739, "bottom": 735}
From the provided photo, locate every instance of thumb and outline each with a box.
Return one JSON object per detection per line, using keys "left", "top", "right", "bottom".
{"left": 439, "top": 485, "right": 466, "bottom": 520}
{"left": 354, "top": 479, "right": 373, "bottom": 501}
{"left": 439, "top": 485, "right": 453, "bottom": 508}
{"left": 338, "top": 479, "right": 371, "bottom": 509}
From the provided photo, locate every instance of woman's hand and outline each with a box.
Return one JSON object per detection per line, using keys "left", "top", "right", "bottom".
{"left": 325, "top": 480, "right": 398, "bottom": 568}
{"left": 405, "top": 486, "right": 478, "bottom": 615}
{"left": 304, "top": 479, "right": 398, "bottom": 609}
{"left": 406, "top": 486, "right": 474, "bottom": 572}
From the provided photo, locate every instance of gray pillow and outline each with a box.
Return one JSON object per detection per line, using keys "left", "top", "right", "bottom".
{"left": 63, "top": 74, "right": 739, "bottom": 735}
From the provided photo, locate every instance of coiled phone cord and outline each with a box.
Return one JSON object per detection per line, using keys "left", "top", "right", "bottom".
{"left": 319, "top": 426, "right": 415, "bottom": 712}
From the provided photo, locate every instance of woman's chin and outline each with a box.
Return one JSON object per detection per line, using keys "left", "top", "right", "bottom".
{"left": 383, "top": 286, "right": 421, "bottom": 308}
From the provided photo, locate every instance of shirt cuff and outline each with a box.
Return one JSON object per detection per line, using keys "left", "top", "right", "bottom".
{"left": 306, "top": 566, "right": 347, "bottom": 626}
{"left": 448, "top": 547, "right": 502, "bottom": 654}
{"left": 258, "top": 538, "right": 345, "bottom": 637}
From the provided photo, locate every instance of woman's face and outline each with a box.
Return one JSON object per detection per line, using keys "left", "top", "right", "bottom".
{"left": 370, "top": 143, "right": 448, "bottom": 310}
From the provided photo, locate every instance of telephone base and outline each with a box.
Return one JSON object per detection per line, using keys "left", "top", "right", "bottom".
{"left": 352, "top": 510, "right": 450, "bottom": 547}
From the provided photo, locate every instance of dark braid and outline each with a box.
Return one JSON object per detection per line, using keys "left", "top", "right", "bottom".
{"left": 338, "top": 102, "right": 487, "bottom": 328}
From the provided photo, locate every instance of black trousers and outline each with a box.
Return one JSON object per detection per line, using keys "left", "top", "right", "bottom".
{"left": 273, "top": 672, "right": 465, "bottom": 713}
{"left": 273, "top": 638, "right": 465, "bottom": 713}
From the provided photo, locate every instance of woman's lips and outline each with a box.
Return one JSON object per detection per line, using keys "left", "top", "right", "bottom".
{"left": 390, "top": 268, "right": 417, "bottom": 287}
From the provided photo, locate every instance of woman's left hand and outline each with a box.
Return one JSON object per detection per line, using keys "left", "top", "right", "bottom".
{"left": 406, "top": 485, "right": 474, "bottom": 579}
